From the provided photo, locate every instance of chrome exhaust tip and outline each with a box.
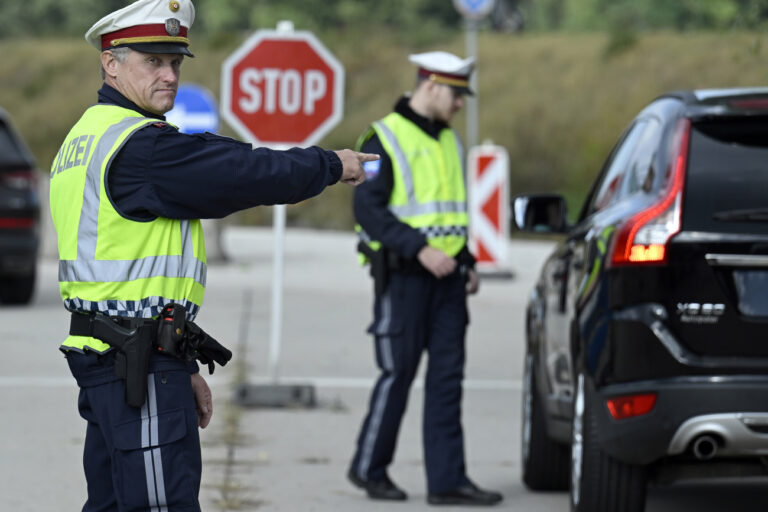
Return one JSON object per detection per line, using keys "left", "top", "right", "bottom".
{"left": 691, "top": 434, "right": 719, "bottom": 461}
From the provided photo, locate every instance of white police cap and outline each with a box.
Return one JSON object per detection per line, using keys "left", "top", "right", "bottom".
{"left": 85, "top": 0, "right": 196, "bottom": 57}
{"left": 409, "top": 51, "right": 475, "bottom": 95}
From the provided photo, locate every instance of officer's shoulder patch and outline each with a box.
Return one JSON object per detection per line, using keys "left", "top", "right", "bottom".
{"left": 151, "top": 122, "right": 167, "bottom": 128}
{"left": 363, "top": 159, "right": 381, "bottom": 179}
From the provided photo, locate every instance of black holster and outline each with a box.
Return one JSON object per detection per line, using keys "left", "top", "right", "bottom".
{"left": 358, "top": 241, "right": 389, "bottom": 296}
{"left": 156, "top": 303, "right": 232, "bottom": 374}
{"left": 189, "top": 322, "right": 232, "bottom": 373}
{"left": 90, "top": 315, "right": 155, "bottom": 408}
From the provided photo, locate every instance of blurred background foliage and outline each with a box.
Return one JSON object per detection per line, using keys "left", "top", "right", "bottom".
{"left": 2, "top": 0, "right": 768, "bottom": 229}
{"left": 3, "top": 0, "right": 768, "bottom": 38}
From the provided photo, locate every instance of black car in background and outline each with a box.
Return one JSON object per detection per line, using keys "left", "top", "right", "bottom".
{"left": 0, "top": 107, "right": 39, "bottom": 304}
{"left": 516, "top": 88, "right": 768, "bottom": 512}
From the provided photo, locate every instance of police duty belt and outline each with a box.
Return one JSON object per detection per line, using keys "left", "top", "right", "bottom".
{"left": 69, "top": 304, "right": 232, "bottom": 407}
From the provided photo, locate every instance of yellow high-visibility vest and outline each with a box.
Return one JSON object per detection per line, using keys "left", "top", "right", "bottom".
{"left": 356, "top": 111, "right": 468, "bottom": 261}
{"left": 49, "top": 104, "right": 207, "bottom": 352}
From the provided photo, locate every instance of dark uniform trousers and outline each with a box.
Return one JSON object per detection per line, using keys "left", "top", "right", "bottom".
{"left": 77, "top": 369, "right": 202, "bottom": 512}
{"left": 350, "top": 267, "right": 471, "bottom": 494}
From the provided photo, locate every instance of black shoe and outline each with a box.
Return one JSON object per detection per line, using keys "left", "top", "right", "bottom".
{"left": 347, "top": 468, "right": 408, "bottom": 501}
{"left": 427, "top": 481, "right": 503, "bottom": 506}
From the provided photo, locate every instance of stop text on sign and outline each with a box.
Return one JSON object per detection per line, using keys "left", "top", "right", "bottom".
{"left": 238, "top": 68, "right": 326, "bottom": 115}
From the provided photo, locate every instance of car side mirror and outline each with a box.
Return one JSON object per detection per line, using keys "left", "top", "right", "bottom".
{"left": 512, "top": 194, "right": 568, "bottom": 233}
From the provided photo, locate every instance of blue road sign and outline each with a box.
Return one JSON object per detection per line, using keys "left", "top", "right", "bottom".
{"left": 453, "top": 0, "right": 495, "bottom": 19}
{"left": 165, "top": 84, "right": 219, "bottom": 134}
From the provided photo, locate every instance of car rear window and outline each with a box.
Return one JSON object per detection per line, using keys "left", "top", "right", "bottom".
{"left": 682, "top": 117, "right": 768, "bottom": 234}
{"left": 0, "top": 120, "right": 32, "bottom": 169}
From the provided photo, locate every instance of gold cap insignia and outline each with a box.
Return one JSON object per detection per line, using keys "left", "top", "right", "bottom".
{"left": 169, "top": 1, "right": 180, "bottom": 13}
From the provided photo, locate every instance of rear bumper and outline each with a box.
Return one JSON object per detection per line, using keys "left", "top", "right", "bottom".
{"left": 668, "top": 412, "right": 768, "bottom": 457}
{"left": 593, "top": 375, "right": 768, "bottom": 465}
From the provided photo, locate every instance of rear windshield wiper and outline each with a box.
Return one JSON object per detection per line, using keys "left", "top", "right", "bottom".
{"left": 713, "top": 208, "right": 768, "bottom": 222}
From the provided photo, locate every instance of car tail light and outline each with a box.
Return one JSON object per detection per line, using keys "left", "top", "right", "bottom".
{"left": 0, "top": 217, "right": 35, "bottom": 229}
{"left": 610, "top": 118, "right": 691, "bottom": 266}
{"left": 728, "top": 98, "right": 768, "bottom": 110}
{"left": 1, "top": 170, "right": 38, "bottom": 190}
{"left": 606, "top": 393, "right": 657, "bottom": 420}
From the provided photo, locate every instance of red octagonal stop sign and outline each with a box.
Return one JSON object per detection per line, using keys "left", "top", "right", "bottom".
{"left": 221, "top": 30, "right": 344, "bottom": 147}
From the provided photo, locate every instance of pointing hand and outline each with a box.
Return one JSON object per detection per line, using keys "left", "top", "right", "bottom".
{"left": 334, "top": 149, "right": 379, "bottom": 186}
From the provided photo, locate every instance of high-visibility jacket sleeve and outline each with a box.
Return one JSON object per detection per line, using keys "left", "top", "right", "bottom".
{"left": 353, "top": 133, "right": 427, "bottom": 259}
{"left": 108, "top": 123, "right": 343, "bottom": 220}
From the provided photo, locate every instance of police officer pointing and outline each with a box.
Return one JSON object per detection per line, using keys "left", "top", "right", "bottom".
{"left": 347, "top": 52, "right": 503, "bottom": 506}
{"left": 49, "top": 0, "right": 373, "bottom": 510}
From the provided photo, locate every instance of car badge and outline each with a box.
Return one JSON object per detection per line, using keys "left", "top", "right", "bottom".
{"left": 165, "top": 18, "right": 181, "bottom": 37}
{"left": 676, "top": 303, "right": 725, "bottom": 324}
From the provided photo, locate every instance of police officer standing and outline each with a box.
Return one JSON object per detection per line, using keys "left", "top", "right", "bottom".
{"left": 347, "top": 52, "right": 503, "bottom": 506}
{"left": 49, "top": 0, "right": 373, "bottom": 510}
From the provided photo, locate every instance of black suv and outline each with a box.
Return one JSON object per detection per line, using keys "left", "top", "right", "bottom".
{"left": 0, "top": 107, "right": 39, "bottom": 304}
{"left": 516, "top": 88, "right": 768, "bottom": 512}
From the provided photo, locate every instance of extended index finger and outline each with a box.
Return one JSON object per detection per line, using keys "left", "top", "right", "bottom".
{"left": 358, "top": 152, "right": 380, "bottom": 162}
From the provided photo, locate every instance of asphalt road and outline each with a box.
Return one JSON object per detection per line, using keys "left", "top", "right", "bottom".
{"left": 1, "top": 227, "right": 767, "bottom": 511}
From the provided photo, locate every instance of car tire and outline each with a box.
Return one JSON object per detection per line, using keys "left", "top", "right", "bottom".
{"left": 521, "top": 352, "right": 570, "bottom": 490}
{"left": 0, "top": 270, "right": 36, "bottom": 305}
{"left": 570, "top": 371, "right": 647, "bottom": 512}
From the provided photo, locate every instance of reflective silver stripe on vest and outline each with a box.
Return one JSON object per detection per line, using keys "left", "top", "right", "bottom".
{"left": 59, "top": 255, "right": 206, "bottom": 285}
{"left": 77, "top": 118, "right": 141, "bottom": 260}
{"left": 454, "top": 129, "right": 466, "bottom": 175}
{"left": 374, "top": 120, "right": 466, "bottom": 219}
{"left": 374, "top": 120, "right": 414, "bottom": 201}
{"left": 64, "top": 116, "right": 206, "bottom": 287}
{"left": 180, "top": 219, "right": 194, "bottom": 257}
{"left": 389, "top": 201, "right": 467, "bottom": 218}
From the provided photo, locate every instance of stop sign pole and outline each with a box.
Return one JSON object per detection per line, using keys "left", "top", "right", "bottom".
{"left": 453, "top": 0, "right": 494, "bottom": 150}
{"left": 221, "top": 22, "right": 344, "bottom": 406}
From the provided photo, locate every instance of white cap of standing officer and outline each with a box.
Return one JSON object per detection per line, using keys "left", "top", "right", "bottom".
{"left": 408, "top": 51, "right": 475, "bottom": 96}
{"left": 85, "top": 0, "right": 196, "bottom": 57}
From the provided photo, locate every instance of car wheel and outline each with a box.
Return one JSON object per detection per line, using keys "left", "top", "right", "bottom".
{"left": 0, "top": 270, "right": 36, "bottom": 305}
{"left": 521, "top": 352, "right": 570, "bottom": 490}
{"left": 570, "top": 371, "right": 648, "bottom": 512}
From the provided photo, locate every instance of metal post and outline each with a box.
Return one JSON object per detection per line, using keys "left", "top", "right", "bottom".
{"left": 465, "top": 18, "right": 480, "bottom": 151}
{"left": 235, "top": 177, "right": 314, "bottom": 408}
{"left": 267, "top": 203, "right": 285, "bottom": 383}
{"left": 233, "top": 20, "right": 317, "bottom": 408}
{"left": 266, "top": 19, "right": 294, "bottom": 385}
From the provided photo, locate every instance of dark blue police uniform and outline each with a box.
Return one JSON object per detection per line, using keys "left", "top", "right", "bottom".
{"left": 67, "top": 84, "right": 343, "bottom": 511}
{"left": 349, "top": 98, "right": 476, "bottom": 495}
